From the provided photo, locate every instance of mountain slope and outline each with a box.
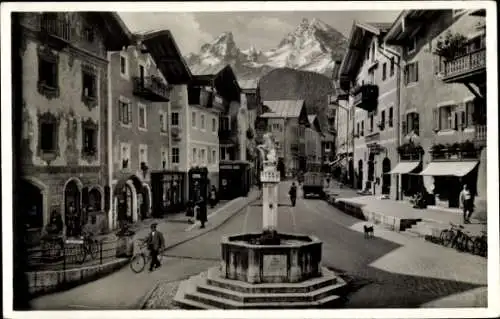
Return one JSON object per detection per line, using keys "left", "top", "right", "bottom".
{"left": 185, "top": 18, "right": 347, "bottom": 80}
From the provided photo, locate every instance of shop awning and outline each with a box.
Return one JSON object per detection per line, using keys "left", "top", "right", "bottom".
{"left": 387, "top": 161, "right": 420, "bottom": 174}
{"left": 419, "top": 161, "right": 478, "bottom": 177}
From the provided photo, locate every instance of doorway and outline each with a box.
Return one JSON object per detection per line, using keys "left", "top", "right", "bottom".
{"left": 64, "top": 180, "right": 82, "bottom": 237}
{"left": 382, "top": 157, "right": 391, "bottom": 195}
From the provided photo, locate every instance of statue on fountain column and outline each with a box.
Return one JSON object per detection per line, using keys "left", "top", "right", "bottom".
{"left": 257, "top": 132, "right": 277, "bottom": 172}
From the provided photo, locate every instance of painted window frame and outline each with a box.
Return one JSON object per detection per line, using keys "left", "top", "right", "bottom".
{"left": 118, "top": 96, "right": 132, "bottom": 127}
{"left": 119, "top": 51, "right": 129, "bottom": 79}
{"left": 171, "top": 112, "right": 179, "bottom": 127}
{"left": 171, "top": 147, "right": 180, "bottom": 164}
{"left": 191, "top": 111, "right": 197, "bottom": 129}
{"left": 138, "top": 103, "right": 147, "bottom": 131}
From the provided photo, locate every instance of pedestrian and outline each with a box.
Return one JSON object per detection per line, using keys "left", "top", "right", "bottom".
{"left": 196, "top": 196, "right": 208, "bottom": 228}
{"left": 289, "top": 182, "right": 297, "bottom": 207}
{"left": 209, "top": 186, "right": 218, "bottom": 208}
{"left": 459, "top": 184, "right": 474, "bottom": 224}
{"left": 145, "top": 223, "right": 165, "bottom": 272}
{"left": 185, "top": 200, "right": 194, "bottom": 224}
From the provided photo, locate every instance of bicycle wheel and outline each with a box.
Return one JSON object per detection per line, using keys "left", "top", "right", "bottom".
{"left": 465, "top": 236, "right": 475, "bottom": 253}
{"left": 78, "top": 244, "right": 88, "bottom": 264}
{"left": 440, "top": 230, "right": 453, "bottom": 246}
{"left": 130, "top": 253, "right": 146, "bottom": 273}
{"left": 474, "top": 238, "right": 487, "bottom": 257}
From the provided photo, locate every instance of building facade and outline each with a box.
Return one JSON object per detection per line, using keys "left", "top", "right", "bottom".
{"left": 339, "top": 22, "right": 400, "bottom": 199}
{"left": 260, "top": 100, "right": 309, "bottom": 178}
{"left": 16, "top": 12, "right": 131, "bottom": 243}
{"left": 109, "top": 40, "right": 171, "bottom": 226}
{"left": 385, "top": 9, "right": 487, "bottom": 212}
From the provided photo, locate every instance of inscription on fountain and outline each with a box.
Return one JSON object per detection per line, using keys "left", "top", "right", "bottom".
{"left": 263, "top": 254, "right": 287, "bottom": 279}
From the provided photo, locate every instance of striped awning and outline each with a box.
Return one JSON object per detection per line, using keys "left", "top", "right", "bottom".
{"left": 387, "top": 161, "right": 420, "bottom": 174}
{"left": 419, "top": 161, "right": 478, "bottom": 177}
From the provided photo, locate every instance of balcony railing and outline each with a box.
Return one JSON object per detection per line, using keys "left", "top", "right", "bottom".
{"left": 442, "top": 48, "right": 486, "bottom": 83}
{"left": 352, "top": 84, "right": 379, "bottom": 112}
{"left": 364, "top": 131, "right": 380, "bottom": 144}
{"left": 40, "top": 16, "right": 71, "bottom": 43}
{"left": 133, "top": 76, "right": 170, "bottom": 102}
{"left": 475, "top": 124, "right": 486, "bottom": 146}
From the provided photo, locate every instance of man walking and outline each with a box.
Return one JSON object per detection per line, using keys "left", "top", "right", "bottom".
{"left": 289, "top": 182, "right": 297, "bottom": 207}
{"left": 145, "top": 223, "right": 165, "bottom": 272}
{"left": 196, "top": 196, "right": 208, "bottom": 229}
{"left": 459, "top": 184, "right": 474, "bottom": 224}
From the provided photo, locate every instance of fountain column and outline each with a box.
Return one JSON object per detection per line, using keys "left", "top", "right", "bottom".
{"left": 261, "top": 164, "right": 280, "bottom": 232}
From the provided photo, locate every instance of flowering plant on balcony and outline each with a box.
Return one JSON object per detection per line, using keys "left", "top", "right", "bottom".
{"left": 434, "top": 30, "right": 468, "bottom": 60}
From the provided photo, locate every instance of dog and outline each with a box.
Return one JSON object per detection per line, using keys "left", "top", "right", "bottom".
{"left": 363, "top": 225, "right": 374, "bottom": 239}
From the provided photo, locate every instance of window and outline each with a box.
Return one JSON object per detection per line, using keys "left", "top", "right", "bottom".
{"left": 404, "top": 62, "right": 419, "bottom": 85}
{"left": 438, "top": 105, "right": 456, "bottom": 130}
{"left": 192, "top": 148, "right": 197, "bottom": 163}
{"left": 138, "top": 104, "right": 147, "bottom": 129}
{"left": 380, "top": 110, "right": 386, "bottom": 131}
{"left": 390, "top": 57, "right": 395, "bottom": 77}
{"left": 200, "top": 114, "right": 205, "bottom": 130}
{"left": 171, "top": 147, "right": 180, "bottom": 164}
{"left": 407, "top": 37, "right": 416, "bottom": 54}
{"left": 82, "top": 124, "right": 97, "bottom": 157}
{"left": 212, "top": 117, "right": 217, "bottom": 132}
{"left": 369, "top": 113, "right": 374, "bottom": 133}
{"left": 389, "top": 107, "right": 394, "bottom": 127}
{"left": 82, "top": 67, "right": 97, "bottom": 107}
{"left": 361, "top": 121, "right": 364, "bottom": 136}
{"left": 356, "top": 123, "right": 360, "bottom": 136}
{"left": 382, "top": 63, "right": 387, "bottom": 81}
{"left": 120, "top": 143, "right": 131, "bottom": 169}
{"left": 212, "top": 149, "right": 217, "bottom": 164}
{"left": 120, "top": 53, "right": 128, "bottom": 78}
{"left": 119, "top": 98, "right": 132, "bottom": 125}
{"left": 160, "top": 111, "right": 167, "bottom": 133}
{"left": 40, "top": 122, "right": 56, "bottom": 152}
{"left": 191, "top": 111, "right": 197, "bottom": 128}
{"left": 139, "top": 144, "right": 148, "bottom": 166}
{"left": 82, "top": 26, "right": 95, "bottom": 43}
{"left": 201, "top": 148, "right": 206, "bottom": 164}
{"left": 404, "top": 112, "right": 420, "bottom": 135}
{"left": 37, "top": 48, "right": 59, "bottom": 98}
{"left": 171, "top": 112, "right": 179, "bottom": 126}
{"left": 220, "top": 116, "right": 230, "bottom": 131}
{"left": 161, "top": 149, "right": 167, "bottom": 169}
{"left": 465, "top": 101, "right": 475, "bottom": 127}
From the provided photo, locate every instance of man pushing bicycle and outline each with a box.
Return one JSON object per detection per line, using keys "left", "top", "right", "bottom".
{"left": 145, "top": 223, "right": 165, "bottom": 272}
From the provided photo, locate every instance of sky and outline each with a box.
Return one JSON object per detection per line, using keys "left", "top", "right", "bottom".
{"left": 118, "top": 11, "right": 401, "bottom": 56}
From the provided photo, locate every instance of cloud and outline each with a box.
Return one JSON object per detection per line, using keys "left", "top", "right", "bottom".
{"left": 118, "top": 12, "right": 213, "bottom": 55}
{"left": 246, "top": 16, "right": 295, "bottom": 33}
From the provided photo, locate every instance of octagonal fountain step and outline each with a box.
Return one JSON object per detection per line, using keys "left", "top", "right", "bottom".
{"left": 174, "top": 266, "right": 348, "bottom": 309}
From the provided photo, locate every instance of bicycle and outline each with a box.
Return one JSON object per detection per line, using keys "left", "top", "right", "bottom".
{"left": 129, "top": 238, "right": 163, "bottom": 273}
{"left": 77, "top": 234, "right": 99, "bottom": 264}
{"left": 472, "top": 230, "right": 487, "bottom": 257}
{"left": 440, "top": 223, "right": 473, "bottom": 252}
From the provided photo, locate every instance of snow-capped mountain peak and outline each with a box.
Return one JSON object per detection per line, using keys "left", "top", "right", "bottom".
{"left": 185, "top": 18, "right": 347, "bottom": 79}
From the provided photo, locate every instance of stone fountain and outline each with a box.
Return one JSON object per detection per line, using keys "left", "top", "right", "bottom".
{"left": 174, "top": 133, "right": 348, "bottom": 309}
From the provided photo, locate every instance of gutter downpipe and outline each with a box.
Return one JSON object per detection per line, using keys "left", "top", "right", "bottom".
{"left": 106, "top": 51, "right": 114, "bottom": 230}
{"left": 396, "top": 50, "right": 402, "bottom": 200}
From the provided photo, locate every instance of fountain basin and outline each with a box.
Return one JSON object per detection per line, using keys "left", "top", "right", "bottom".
{"left": 220, "top": 233, "right": 322, "bottom": 284}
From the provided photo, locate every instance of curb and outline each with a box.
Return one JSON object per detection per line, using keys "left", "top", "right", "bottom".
{"left": 138, "top": 192, "right": 259, "bottom": 309}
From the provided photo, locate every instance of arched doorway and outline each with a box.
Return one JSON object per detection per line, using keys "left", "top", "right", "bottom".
{"left": 20, "top": 180, "right": 44, "bottom": 230}
{"left": 382, "top": 157, "right": 391, "bottom": 195}
{"left": 357, "top": 160, "right": 363, "bottom": 190}
{"left": 64, "top": 179, "right": 82, "bottom": 237}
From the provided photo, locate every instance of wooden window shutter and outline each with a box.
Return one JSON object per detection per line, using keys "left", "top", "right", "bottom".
{"left": 432, "top": 108, "right": 439, "bottom": 131}
{"left": 414, "top": 113, "right": 420, "bottom": 135}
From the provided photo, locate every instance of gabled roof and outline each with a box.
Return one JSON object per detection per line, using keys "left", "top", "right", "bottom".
{"left": 92, "top": 13, "right": 132, "bottom": 51}
{"left": 190, "top": 65, "right": 241, "bottom": 102}
{"left": 384, "top": 10, "right": 442, "bottom": 44}
{"left": 238, "top": 79, "right": 259, "bottom": 91}
{"left": 135, "top": 30, "right": 192, "bottom": 84}
{"left": 190, "top": 64, "right": 227, "bottom": 77}
{"left": 308, "top": 115, "right": 323, "bottom": 134}
{"left": 260, "top": 100, "right": 305, "bottom": 118}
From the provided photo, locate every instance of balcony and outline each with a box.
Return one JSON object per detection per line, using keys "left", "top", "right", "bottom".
{"left": 475, "top": 124, "right": 486, "bottom": 147}
{"left": 133, "top": 76, "right": 170, "bottom": 102}
{"left": 352, "top": 84, "right": 379, "bottom": 112}
{"left": 39, "top": 16, "right": 71, "bottom": 47}
{"left": 171, "top": 127, "right": 182, "bottom": 141}
{"left": 365, "top": 131, "right": 380, "bottom": 144}
{"left": 442, "top": 48, "right": 486, "bottom": 84}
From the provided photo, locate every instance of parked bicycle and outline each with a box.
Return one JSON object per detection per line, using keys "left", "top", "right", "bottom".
{"left": 440, "top": 223, "right": 474, "bottom": 252}
{"left": 130, "top": 238, "right": 164, "bottom": 273}
{"left": 77, "top": 232, "right": 99, "bottom": 264}
{"left": 472, "top": 230, "right": 487, "bottom": 257}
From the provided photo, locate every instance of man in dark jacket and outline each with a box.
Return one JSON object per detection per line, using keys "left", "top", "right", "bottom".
{"left": 196, "top": 197, "right": 208, "bottom": 228}
{"left": 145, "top": 223, "right": 165, "bottom": 272}
{"left": 289, "top": 182, "right": 297, "bottom": 207}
